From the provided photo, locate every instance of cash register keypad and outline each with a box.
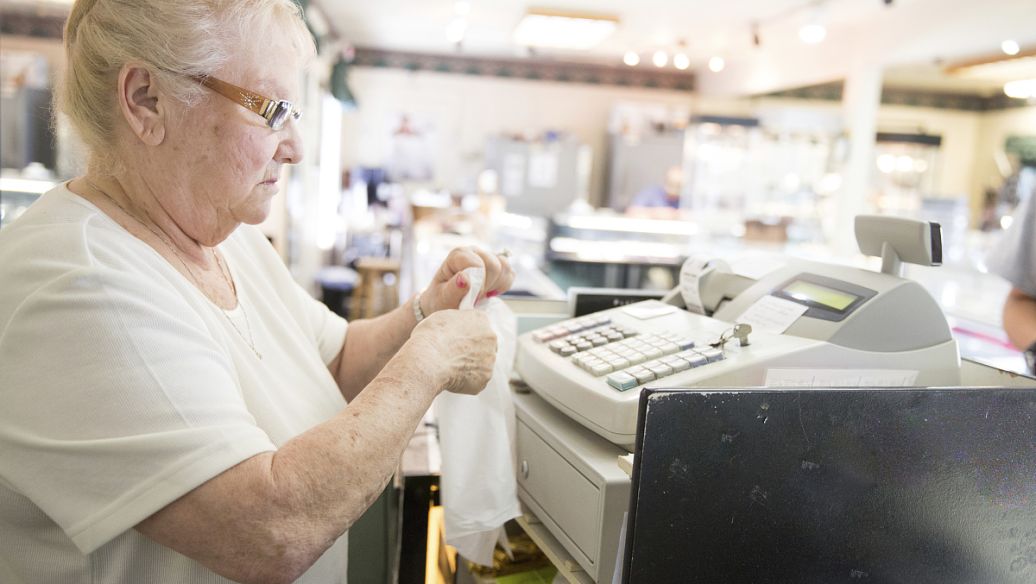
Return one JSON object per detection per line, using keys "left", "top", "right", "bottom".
{"left": 535, "top": 316, "right": 725, "bottom": 392}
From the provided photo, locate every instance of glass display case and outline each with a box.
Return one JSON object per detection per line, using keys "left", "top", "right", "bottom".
{"left": 0, "top": 174, "right": 53, "bottom": 229}
{"left": 872, "top": 132, "right": 941, "bottom": 217}
{"left": 680, "top": 115, "right": 842, "bottom": 245}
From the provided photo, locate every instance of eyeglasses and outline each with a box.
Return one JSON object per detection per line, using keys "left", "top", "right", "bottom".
{"left": 192, "top": 75, "right": 302, "bottom": 130}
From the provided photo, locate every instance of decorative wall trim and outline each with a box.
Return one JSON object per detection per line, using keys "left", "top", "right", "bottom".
{"left": 352, "top": 47, "right": 696, "bottom": 92}
{"left": 767, "top": 81, "right": 1031, "bottom": 112}
{"left": 0, "top": 11, "right": 65, "bottom": 39}
{"left": 1, "top": 10, "right": 1026, "bottom": 112}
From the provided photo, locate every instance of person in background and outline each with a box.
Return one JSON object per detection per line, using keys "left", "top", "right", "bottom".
{"left": 0, "top": 1, "right": 514, "bottom": 583}
{"left": 627, "top": 165, "right": 685, "bottom": 218}
{"left": 988, "top": 189, "right": 1036, "bottom": 375}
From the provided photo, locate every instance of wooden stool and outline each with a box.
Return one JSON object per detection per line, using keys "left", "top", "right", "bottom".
{"left": 354, "top": 257, "right": 401, "bottom": 318}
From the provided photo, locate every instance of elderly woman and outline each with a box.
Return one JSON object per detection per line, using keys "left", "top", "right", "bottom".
{"left": 0, "top": 0, "right": 513, "bottom": 582}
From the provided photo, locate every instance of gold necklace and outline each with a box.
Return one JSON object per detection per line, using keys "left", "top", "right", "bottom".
{"left": 86, "top": 179, "right": 263, "bottom": 360}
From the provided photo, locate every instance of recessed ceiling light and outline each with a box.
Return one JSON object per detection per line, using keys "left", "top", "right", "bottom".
{"left": 652, "top": 50, "right": 668, "bottom": 68}
{"left": 673, "top": 53, "right": 690, "bottom": 70}
{"left": 708, "top": 56, "right": 725, "bottom": 72}
{"left": 1002, "top": 40, "right": 1021, "bottom": 56}
{"left": 513, "top": 9, "right": 619, "bottom": 50}
{"left": 623, "top": 51, "right": 640, "bottom": 67}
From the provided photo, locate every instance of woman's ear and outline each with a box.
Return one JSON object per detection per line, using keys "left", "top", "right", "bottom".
{"left": 117, "top": 63, "right": 167, "bottom": 146}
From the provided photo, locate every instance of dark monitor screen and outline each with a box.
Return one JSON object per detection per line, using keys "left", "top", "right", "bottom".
{"left": 623, "top": 387, "right": 1036, "bottom": 584}
{"left": 568, "top": 287, "right": 666, "bottom": 317}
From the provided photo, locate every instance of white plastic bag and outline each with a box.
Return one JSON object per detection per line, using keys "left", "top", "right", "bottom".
{"left": 434, "top": 268, "right": 522, "bottom": 566}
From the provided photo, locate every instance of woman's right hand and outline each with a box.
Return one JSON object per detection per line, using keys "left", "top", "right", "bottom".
{"left": 408, "top": 309, "right": 498, "bottom": 395}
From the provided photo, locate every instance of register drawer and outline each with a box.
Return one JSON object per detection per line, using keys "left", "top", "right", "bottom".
{"left": 517, "top": 419, "right": 601, "bottom": 564}
{"left": 514, "top": 390, "right": 631, "bottom": 583}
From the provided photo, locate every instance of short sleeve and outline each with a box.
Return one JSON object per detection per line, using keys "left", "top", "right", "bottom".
{"left": 988, "top": 194, "right": 1036, "bottom": 297}
{"left": 0, "top": 265, "right": 277, "bottom": 554}
{"left": 292, "top": 278, "right": 349, "bottom": 364}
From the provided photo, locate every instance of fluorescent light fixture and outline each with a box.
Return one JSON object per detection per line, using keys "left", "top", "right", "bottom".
{"left": 1004, "top": 79, "right": 1036, "bottom": 99}
{"left": 1001, "top": 39, "right": 1020, "bottom": 56}
{"left": 513, "top": 8, "right": 618, "bottom": 50}
{"left": 673, "top": 53, "right": 690, "bottom": 70}
{"left": 708, "top": 56, "right": 725, "bottom": 72}
{"left": 798, "top": 22, "right": 826, "bottom": 44}
{"left": 652, "top": 50, "right": 668, "bottom": 68}
{"left": 623, "top": 51, "right": 640, "bottom": 66}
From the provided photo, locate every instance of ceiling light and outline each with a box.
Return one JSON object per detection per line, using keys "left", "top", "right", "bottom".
{"left": 652, "top": 50, "right": 668, "bottom": 68}
{"left": 1001, "top": 39, "right": 1021, "bottom": 56}
{"left": 513, "top": 9, "right": 618, "bottom": 50}
{"left": 446, "top": 18, "right": 467, "bottom": 44}
{"left": 623, "top": 51, "right": 640, "bottom": 67}
{"left": 673, "top": 53, "right": 690, "bottom": 70}
{"left": 1004, "top": 79, "right": 1036, "bottom": 99}
{"left": 799, "top": 22, "right": 827, "bottom": 44}
{"left": 708, "top": 56, "right": 725, "bottom": 72}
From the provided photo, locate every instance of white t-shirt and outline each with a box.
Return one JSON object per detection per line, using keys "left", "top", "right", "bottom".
{"left": 0, "top": 185, "right": 350, "bottom": 583}
{"left": 989, "top": 192, "right": 1036, "bottom": 298}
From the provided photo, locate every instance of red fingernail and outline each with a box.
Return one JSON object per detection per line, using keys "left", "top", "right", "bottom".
{"left": 487, "top": 290, "right": 500, "bottom": 298}
{"left": 456, "top": 275, "right": 468, "bottom": 288}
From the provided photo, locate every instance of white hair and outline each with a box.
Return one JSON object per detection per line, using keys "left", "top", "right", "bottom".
{"left": 57, "top": 0, "right": 315, "bottom": 172}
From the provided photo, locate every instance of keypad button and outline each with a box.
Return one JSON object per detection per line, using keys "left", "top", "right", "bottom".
{"left": 646, "top": 362, "right": 674, "bottom": 378}
{"left": 678, "top": 351, "right": 708, "bottom": 368}
{"left": 559, "top": 346, "right": 577, "bottom": 357}
{"left": 575, "top": 341, "right": 593, "bottom": 351}
{"left": 590, "top": 363, "right": 613, "bottom": 377}
{"left": 657, "top": 342, "right": 680, "bottom": 355}
{"left": 606, "top": 356, "right": 631, "bottom": 369}
{"left": 661, "top": 356, "right": 690, "bottom": 372}
{"left": 627, "top": 352, "right": 648, "bottom": 365}
{"left": 606, "top": 372, "right": 639, "bottom": 391}
{"left": 627, "top": 367, "right": 655, "bottom": 384}
{"left": 698, "top": 348, "right": 724, "bottom": 362}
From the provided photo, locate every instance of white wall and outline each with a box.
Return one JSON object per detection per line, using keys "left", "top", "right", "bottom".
{"left": 341, "top": 67, "right": 694, "bottom": 206}
{"left": 971, "top": 106, "right": 1036, "bottom": 220}
{"left": 343, "top": 67, "right": 1036, "bottom": 225}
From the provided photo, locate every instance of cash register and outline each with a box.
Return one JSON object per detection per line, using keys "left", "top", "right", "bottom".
{"left": 512, "top": 216, "right": 961, "bottom": 583}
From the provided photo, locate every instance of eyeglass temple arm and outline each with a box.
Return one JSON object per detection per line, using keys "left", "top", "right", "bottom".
{"left": 194, "top": 76, "right": 275, "bottom": 120}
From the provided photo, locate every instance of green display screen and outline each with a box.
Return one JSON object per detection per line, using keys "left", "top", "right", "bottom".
{"left": 782, "top": 280, "right": 858, "bottom": 311}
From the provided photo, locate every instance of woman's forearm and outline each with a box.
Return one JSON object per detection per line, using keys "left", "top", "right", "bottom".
{"left": 1003, "top": 288, "right": 1036, "bottom": 350}
{"left": 136, "top": 340, "right": 442, "bottom": 584}
{"left": 332, "top": 296, "right": 420, "bottom": 401}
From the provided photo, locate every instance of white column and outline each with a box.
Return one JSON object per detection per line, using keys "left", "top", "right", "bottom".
{"left": 833, "top": 61, "right": 884, "bottom": 256}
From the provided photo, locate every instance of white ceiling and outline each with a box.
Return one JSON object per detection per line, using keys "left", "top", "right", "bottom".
{"left": 318, "top": 0, "right": 1036, "bottom": 96}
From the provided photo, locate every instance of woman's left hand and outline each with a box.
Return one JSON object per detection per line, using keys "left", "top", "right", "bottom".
{"left": 419, "top": 246, "right": 516, "bottom": 314}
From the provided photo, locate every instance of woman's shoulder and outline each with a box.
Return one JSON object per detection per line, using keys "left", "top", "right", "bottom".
{"left": 0, "top": 185, "right": 191, "bottom": 313}
{"left": 2, "top": 184, "right": 149, "bottom": 268}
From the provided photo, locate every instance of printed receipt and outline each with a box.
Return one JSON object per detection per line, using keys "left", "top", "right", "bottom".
{"left": 679, "top": 256, "right": 730, "bottom": 315}
{"left": 736, "top": 294, "right": 808, "bottom": 334}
